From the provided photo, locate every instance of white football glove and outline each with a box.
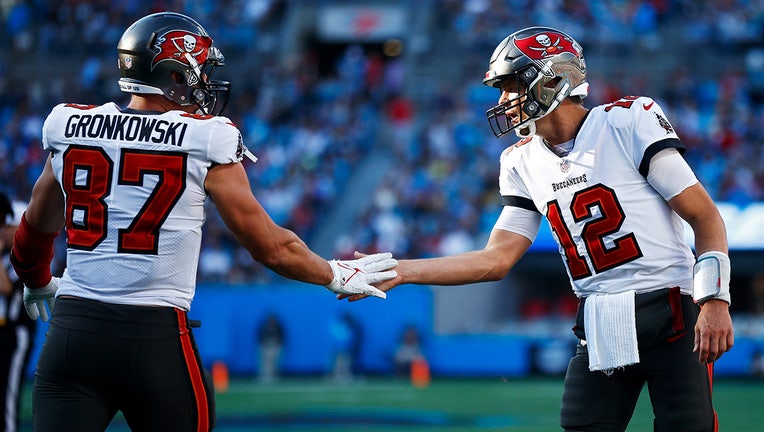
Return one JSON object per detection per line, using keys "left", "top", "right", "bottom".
{"left": 23, "top": 277, "right": 60, "bottom": 322}
{"left": 326, "top": 252, "right": 397, "bottom": 299}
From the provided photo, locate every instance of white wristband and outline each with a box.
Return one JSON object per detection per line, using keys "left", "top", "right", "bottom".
{"left": 692, "top": 251, "right": 731, "bottom": 305}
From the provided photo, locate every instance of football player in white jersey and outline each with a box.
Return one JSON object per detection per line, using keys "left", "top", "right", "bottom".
{"left": 343, "top": 27, "right": 733, "bottom": 431}
{"left": 10, "top": 12, "right": 396, "bottom": 432}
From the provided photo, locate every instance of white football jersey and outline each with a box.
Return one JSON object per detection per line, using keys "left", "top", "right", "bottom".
{"left": 499, "top": 96, "right": 695, "bottom": 297}
{"left": 43, "top": 102, "right": 245, "bottom": 310}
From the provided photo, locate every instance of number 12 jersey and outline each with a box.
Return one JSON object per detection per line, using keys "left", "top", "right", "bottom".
{"left": 499, "top": 96, "right": 696, "bottom": 298}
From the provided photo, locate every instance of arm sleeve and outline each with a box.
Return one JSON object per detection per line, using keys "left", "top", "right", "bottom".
{"left": 10, "top": 214, "right": 57, "bottom": 288}
{"left": 646, "top": 148, "right": 698, "bottom": 200}
{"left": 493, "top": 206, "right": 542, "bottom": 242}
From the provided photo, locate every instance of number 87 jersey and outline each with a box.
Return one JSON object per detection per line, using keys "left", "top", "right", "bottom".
{"left": 43, "top": 101, "right": 245, "bottom": 310}
{"left": 499, "top": 96, "right": 696, "bottom": 298}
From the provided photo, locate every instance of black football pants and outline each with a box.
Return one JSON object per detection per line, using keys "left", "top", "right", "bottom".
{"left": 560, "top": 292, "right": 716, "bottom": 432}
{"left": 32, "top": 297, "right": 215, "bottom": 432}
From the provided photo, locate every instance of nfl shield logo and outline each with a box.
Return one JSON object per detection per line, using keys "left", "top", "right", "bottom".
{"left": 560, "top": 159, "right": 570, "bottom": 172}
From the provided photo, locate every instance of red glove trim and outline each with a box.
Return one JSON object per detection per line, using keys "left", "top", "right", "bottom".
{"left": 10, "top": 212, "right": 58, "bottom": 288}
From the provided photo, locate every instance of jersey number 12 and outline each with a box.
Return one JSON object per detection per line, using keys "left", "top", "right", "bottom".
{"left": 547, "top": 183, "right": 643, "bottom": 280}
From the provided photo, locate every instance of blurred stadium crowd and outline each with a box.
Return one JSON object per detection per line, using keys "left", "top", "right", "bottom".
{"left": 1, "top": 0, "right": 763, "bottom": 291}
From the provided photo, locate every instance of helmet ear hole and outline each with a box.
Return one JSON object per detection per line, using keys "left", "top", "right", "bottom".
{"left": 171, "top": 71, "right": 186, "bottom": 85}
{"left": 545, "top": 77, "right": 561, "bottom": 88}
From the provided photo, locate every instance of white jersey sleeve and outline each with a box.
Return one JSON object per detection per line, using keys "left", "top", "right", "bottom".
{"left": 202, "top": 115, "right": 245, "bottom": 165}
{"left": 493, "top": 206, "right": 542, "bottom": 242}
{"left": 498, "top": 138, "right": 540, "bottom": 213}
{"left": 43, "top": 102, "right": 248, "bottom": 310}
{"left": 646, "top": 148, "right": 698, "bottom": 201}
{"left": 606, "top": 96, "right": 682, "bottom": 177}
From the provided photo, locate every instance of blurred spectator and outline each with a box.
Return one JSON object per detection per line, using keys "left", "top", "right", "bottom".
{"left": 327, "top": 312, "right": 362, "bottom": 383}
{"left": 752, "top": 350, "right": 764, "bottom": 378}
{"left": 198, "top": 235, "right": 234, "bottom": 283}
{"left": 256, "top": 313, "right": 285, "bottom": 384}
{"left": 393, "top": 325, "right": 425, "bottom": 378}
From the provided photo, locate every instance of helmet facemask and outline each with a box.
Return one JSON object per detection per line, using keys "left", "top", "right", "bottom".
{"left": 487, "top": 64, "right": 546, "bottom": 138}
{"left": 172, "top": 47, "right": 230, "bottom": 116}
{"left": 487, "top": 62, "right": 574, "bottom": 139}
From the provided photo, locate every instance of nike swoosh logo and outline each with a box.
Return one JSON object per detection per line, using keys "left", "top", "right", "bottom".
{"left": 643, "top": 102, "right": 654, "bottom": 110}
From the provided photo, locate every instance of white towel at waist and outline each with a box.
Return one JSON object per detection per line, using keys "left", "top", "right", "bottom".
{"left": 583, "top": 290, "right": 639, "bottom": 373}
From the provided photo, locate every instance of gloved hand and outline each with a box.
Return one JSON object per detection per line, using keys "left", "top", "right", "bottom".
{"left": 23, "top": 277, "right": 59, "bottom": 322}
{"left": 326, "top": 252, "right": 397, "bottom": 299}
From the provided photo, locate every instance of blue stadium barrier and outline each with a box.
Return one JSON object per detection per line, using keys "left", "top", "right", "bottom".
{"left": 189, "top": 283, "right": 435, "bottom": 375}
{"left": 24, "top": 284, "right": 762, "bottom": 378}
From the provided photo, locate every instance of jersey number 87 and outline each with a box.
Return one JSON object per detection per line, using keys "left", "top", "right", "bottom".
{"left": 61, "top": 145, "right": 187, "bottom": 255}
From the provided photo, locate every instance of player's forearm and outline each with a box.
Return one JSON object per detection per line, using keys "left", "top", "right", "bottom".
{"left": 669, "top": 183, "right": 728, "bottom": 256}
{"left": 689, "top": 212, "right": 728, "bottom": 257}
{"left": 250, "top": 228, "right": 333, "bottom": 286}
{"left": 399, "top": 251, "right": 509, "bottom": 286}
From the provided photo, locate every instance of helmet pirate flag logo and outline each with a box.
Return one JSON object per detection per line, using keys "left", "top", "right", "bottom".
{"left": 513, "top": 31, "right": 582, "bottom": 75}
{"left": 151, "top": 30, "right": 211, "bottom": 70}
{"left": 514, "top": 31, "right": 580, "bottom": 60}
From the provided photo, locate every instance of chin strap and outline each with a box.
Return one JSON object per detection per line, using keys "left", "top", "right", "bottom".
{"left": 514, "top": 121, "right": 536, "bottom": 138}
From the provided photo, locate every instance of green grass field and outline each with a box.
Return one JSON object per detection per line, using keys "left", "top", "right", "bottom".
{"left": 19, "top": 376, "right": 764, "bottom": 431}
